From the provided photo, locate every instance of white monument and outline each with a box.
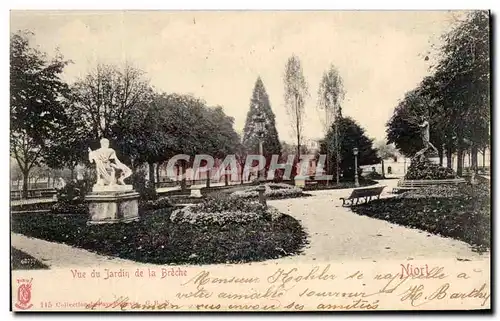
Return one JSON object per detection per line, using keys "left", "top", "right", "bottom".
{"left": 85, "top": 138, "right": 140, "bottom": 224}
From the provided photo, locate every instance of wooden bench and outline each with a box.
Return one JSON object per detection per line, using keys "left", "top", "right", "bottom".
{"left": 340, "top": 186, "right": 386, "bottom": 207}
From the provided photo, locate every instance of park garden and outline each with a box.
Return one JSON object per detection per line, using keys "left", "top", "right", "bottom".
{"left": 11, "top": 11, "right": 490, "bottom": 269}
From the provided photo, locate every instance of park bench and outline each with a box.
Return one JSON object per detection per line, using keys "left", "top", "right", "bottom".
{"left": 340, "top": 186, "right": 386, "bottom": 207}
{"left": 391, "top": 178, "right": 466, "bottom": 193}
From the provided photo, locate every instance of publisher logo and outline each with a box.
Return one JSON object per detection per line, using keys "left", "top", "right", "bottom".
{"left": 15, "top": 278, "right": 33, "bottom": 310}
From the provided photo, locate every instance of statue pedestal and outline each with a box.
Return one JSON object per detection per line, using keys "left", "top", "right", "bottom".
{"left": 92, "top": 184, "right": 133, "bottom": 193}
{"left": 85, "top": 188, "right": 140, "bottom": 225}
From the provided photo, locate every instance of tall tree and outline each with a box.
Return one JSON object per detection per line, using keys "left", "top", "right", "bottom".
{"left": 317, "top": 64, "right": 345, "bottom": 184}
{"left": 387, "top": 11, "right": 490, "bottom": 176}
{"left": 203, "top": 105, "right": 241, "bottom": 186}
{"left": 44, "top": 98, "right": 91, "bottom": 173}
{"left": 10, "top": 31, "right": 70, "bottom": 197}
{"left": 386, "top": 88, "right": 431, "bottom": 157}
{"left": 283, "top": 55, "right": 309, "bottom": 162}
{"left": 321, "top": 117, "right": 380, "bottom": 179}
{"left": 120, "top": 93, "right": 240, "bottom": 189}
{"left": 242, "top": 77, "right": 282, "bottom": 155}
{"left": 66, "top": 63, "right": 154, "bottom": 186}
{"left": 432, "top": 11, "right": 490, "bottom": 175}
{"left": 242, "top": 77, "right": 282, "bottom": 178}
{"left": 71, "top": 63, "right": 153, "bottom": 140}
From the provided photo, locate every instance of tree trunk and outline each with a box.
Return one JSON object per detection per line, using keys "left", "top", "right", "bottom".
{"left": 482, "top": 147, "right": 486, "bottom": 169}
{"left": 22, "top": 170, "right": 29, "bottom": 199}
{"left": 70, "top": 167, "right": 75, "bottom": 180}
{"left": 156, "top": 163, "right": 160, "bottom": 184}
{"left": 180, "top": 161, "right": 187, "bottom": 191}
{"left": 205, "top": 170, "right": 210, "bottom": 188}
{"left": 148, "top": 162, "right": 155, "bottom": 187}
{"left": 471, "top": 145, "right": 478, "bottom": 172}
{"left": 381, "top": 160, "right": 385, "bottom": 178}
{"left": 47, "top": 175, "right": 51, "bottom": 188}
{"left": 438, "top": 148, "right": 444, "bottom": 167}
{"left": 225, "top": 173, "right": 229, "bottom": 186}
{"left": 457, "top": 149, "right": 464, "bottom": 177}
{"left": 296, "top": 95, "right": 301, "bottom": 161}
{"left": 446, "top": 148, "right": 452, "bottom": 169}
{"left": 334, "top": 121, "right": 340, "bottom": 185}
{"left": 325, "top": 150, "right": 329, "bottom": 186}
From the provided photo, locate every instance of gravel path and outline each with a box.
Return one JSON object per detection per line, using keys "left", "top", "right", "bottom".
{"left": 267, "top": 180, "right": 488, "bottom": 263}
{"left": 11, "top": 233, "right": 146, "bottom": 268}
{"left": 11, "top": 179, "right": 488, "bottom": 268}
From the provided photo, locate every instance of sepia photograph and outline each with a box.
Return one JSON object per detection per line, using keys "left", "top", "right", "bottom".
{"left": 9, "top": 9, "right": 491, "bottom": 312}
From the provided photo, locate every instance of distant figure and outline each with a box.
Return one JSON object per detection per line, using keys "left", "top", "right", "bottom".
{"left": 414, "top": 116, "right": 438, "bottom": 160}
{"left": 387, "top": 166, "right": 392, "bottom": 175}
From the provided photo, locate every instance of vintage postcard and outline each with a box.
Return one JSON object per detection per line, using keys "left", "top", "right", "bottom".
{"left": 10, "top": 10, "right": 491, "bottom": 311}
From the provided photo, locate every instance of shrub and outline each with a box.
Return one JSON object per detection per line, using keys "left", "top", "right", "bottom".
{"left": 170, "top": 197, "right": 282, "bottom": 226}
{"left": 53, "top": 179, "right": 90, "bottom": 214}
{"left": 141, "top": 197, "right": 173, "bottom": 211}
{"left": 131, "top": 170, "right": 158, "bottom": 201}
{"left": 56, "top": 179, "right": 90, "bottom": 203}
{"left": 405, "top": 158, "right": 457, "bottom": 180}
{"left": 51, "top": 202, "right": 88, "bottom": 214}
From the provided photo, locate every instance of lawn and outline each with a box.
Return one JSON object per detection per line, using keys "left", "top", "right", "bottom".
{"left": 11, "top": 247, "right": 49, "bottom": 270}
{"left": 350, "top": 180, "right": 491, "bottom": 252}
{"left": 11, "top": 206, "right": 307, "bottom": 265}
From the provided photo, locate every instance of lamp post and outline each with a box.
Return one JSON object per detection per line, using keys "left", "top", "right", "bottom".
{"left": 353, "top": 147, "right": 360, "bottom": 187}
{"left": 253, "top": 113, "right": 266, "bottom": 182}
{"left": 253, "top": 112, "right": 267, "bottom": 207}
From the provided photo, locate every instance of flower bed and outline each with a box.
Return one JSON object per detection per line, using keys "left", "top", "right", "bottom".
{"left": 230, "top": 183, "right": 306, "bottom": 200}
{"left": 11, "top": 199, "right": 307, "bottom": 265}
{"left": 405, "top": 158, "right": 457, "bottom": 180}
{"left": 170, "top": 197, "right": 281, "bottom": 226}
{"left": 351, "top": 181, "right": 490, "bottom": 252}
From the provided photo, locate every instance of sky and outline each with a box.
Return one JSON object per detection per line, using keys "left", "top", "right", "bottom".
{"left": 10, "top": 10, "right": 462, "bottom": 144}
